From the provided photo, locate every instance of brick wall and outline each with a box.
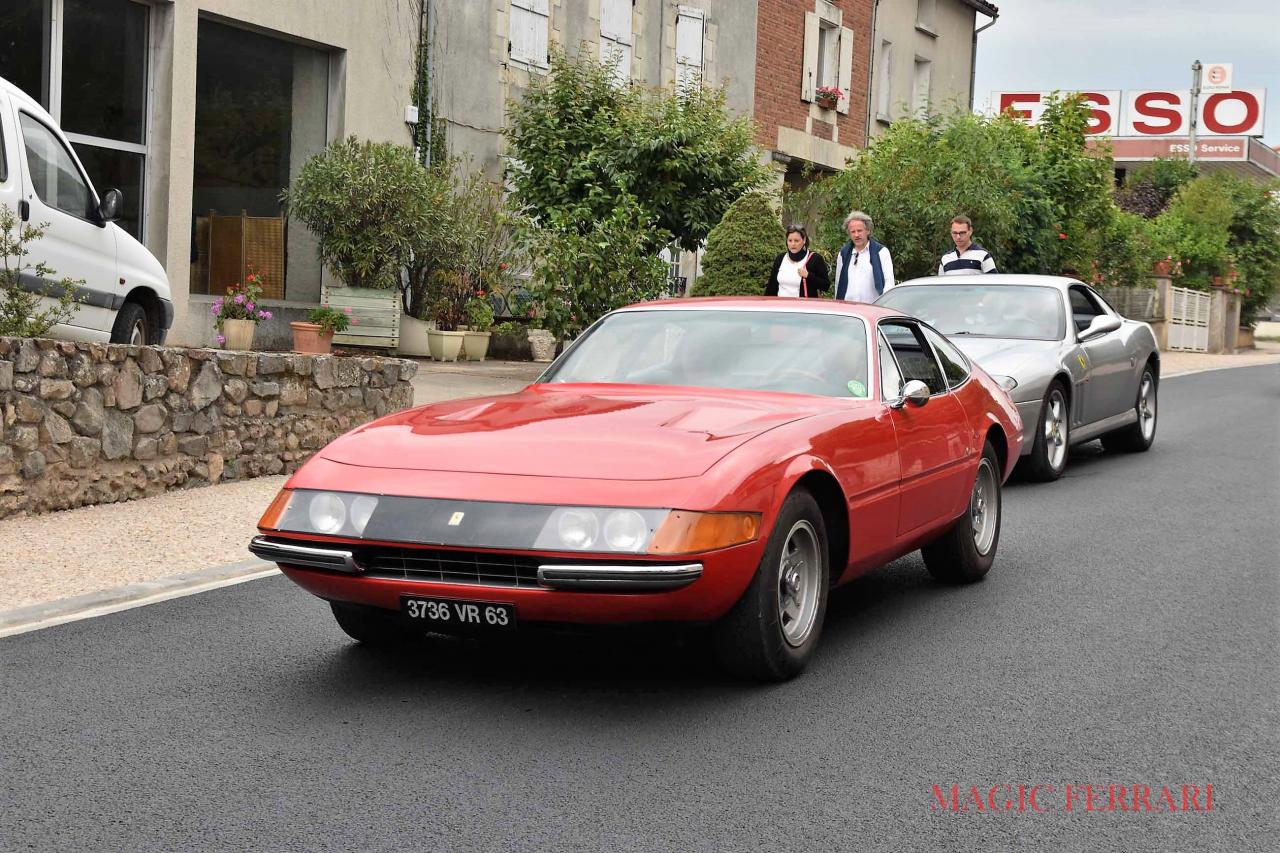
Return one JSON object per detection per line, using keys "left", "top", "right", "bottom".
{"left": 753, "top": 0, "right": 874, "bottom": 154}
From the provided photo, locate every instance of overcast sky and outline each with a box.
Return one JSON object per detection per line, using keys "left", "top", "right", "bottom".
{"left": 972, "top": 0, "right": 1279, "bottom": 144}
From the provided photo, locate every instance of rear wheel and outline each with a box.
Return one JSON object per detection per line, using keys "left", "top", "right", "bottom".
{"left": 1023, "top": 382, "right": 1069, "bottom": 481}
{"left": 712, "top": 489, "right": 829, "bottom": 681}
{"left": 922, "top": 441, "right": 1002, "bottom": 584}
{"left": 110, "top": 302, "right": 149, "bottom": 345}
{"left": 330, "top": 601, "right": 413, "bottom": 645}
{"left": 1101, "top": 366, "right": 1157, "bottom": 453}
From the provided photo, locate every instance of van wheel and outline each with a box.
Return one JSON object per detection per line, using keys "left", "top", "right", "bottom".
{"left": 110, "top": 302, "right": 149, "bottom": 345}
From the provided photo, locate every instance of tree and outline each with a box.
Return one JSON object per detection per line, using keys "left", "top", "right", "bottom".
{"left": 505, "top": 49, "right": 769, "bottom": 253}
{"left": 695, "top": 192, "right": 784, "bottom": 296}
{"left": 0, "top": 205, "right": 81, "bottom": 338}
{"left": 284, "top": 137, "right": 442, "bottom": 290}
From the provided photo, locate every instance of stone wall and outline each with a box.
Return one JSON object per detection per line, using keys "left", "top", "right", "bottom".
{"left": 0, "top": 338, "right": 417, "bottom": 518}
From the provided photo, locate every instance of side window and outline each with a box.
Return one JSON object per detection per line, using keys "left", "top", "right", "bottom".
{"left": 18, "top": 113, "right": 93, "bottom": 219}
{"left": 1068, "top": 285, "right": 1105, "bottom": 334}
{"left": 921, "top": 325, "right": 970, "bottom": 387}
{"left": 880, "top": 321, "right": 946, "bottom": 395}
{"left": 878, "top": 332, "right": 903, "bottom": 400}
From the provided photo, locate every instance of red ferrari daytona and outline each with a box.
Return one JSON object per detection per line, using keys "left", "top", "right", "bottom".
{"left": 251, "top": 299, "right": 1023, "bottom": 680}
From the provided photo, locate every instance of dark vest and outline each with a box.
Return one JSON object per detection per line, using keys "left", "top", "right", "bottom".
{"left": 835, "top": 239, "right": 886, "bottom": 300}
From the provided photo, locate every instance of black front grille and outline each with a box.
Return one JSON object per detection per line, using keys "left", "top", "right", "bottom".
{"left": 359, "top": 545, "right": 543, "bottom": 589}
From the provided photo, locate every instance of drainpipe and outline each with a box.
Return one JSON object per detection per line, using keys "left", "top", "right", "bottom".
{"left": 968, "top": 8, "right": 999, "bottom": 111}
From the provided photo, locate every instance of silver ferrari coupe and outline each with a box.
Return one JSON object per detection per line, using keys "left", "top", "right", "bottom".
{"left": 878, "top": 275, "right": 1159, "bottom": 481}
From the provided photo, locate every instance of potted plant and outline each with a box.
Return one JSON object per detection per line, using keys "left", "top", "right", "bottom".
{"left": 814, "top": 85, "right": 843, "bottom": 111}
{"left": 291, "top": 304, "right": 353, "bottom": 354}
{"left": 463, "top": 295, "right": 494, "bottom": 361}
{"left": 426, "top": 270, "right": 468, "bottom": 362}
{"left": 1152, "top": 256, "right": 1174, "bottom": 276}
{"left": 212, "top": 269, "right": 272, "bottom": 350}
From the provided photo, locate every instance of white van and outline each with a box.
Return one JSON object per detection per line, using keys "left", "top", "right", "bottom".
{"left": 0, "top": 76, "right": 172, "bottom": 345}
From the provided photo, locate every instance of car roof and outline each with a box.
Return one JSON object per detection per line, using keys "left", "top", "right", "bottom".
{"left": 894, "top": 274, "right": 1084, "bottom": 293}
{"left": 614, "top": 296, "right": 909, "bottom": 321}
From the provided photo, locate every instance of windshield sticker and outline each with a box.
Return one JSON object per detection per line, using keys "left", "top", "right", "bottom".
{"left": 847, "top": 379, "right": 868, "bottom": 398}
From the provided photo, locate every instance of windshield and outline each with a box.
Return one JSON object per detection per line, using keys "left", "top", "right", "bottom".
{"left": 543, "top": 309, "right": 871, "bottom": 398}
{"left": 877, "top": 285, "right": 1066, "bottom": 341}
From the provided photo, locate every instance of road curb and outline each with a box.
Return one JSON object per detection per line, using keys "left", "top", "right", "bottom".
{"left": 0, "top": 558, "right": 279, "bottom": 639}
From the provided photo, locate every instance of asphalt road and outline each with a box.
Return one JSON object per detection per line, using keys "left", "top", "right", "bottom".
{"left": 2, "top": 365, "right": 1276, "bottom": 852}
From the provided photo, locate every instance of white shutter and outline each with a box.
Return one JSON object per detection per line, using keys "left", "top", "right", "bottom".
{"left": 601, "top": 38, "right": 633, "bottom": 83}
{"left": 602, "top": 0, "right": 632, "bottom": 41}
{"left": 877, "top": 41, "right": 893, "bottom": 117}
{"left": 837, "top": 27, "right": 854, "bottom": 115}
{"left": 511, "top": 0, "right": 550, "bottom": 68}
{"left": 675, "top": 7, "right": 704, "bottom": 91}
{"left": 801, "top": 12, "right": 819, "bottom": 101}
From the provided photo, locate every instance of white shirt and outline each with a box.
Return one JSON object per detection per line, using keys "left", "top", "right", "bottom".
{"left": 777, "top": 252, "right": 809, "bottom": 297}
{"left": 836, "top": 243, "right": 896, "bottom": 302}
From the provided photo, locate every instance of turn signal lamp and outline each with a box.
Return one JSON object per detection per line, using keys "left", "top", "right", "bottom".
{"left": 257, "top": 489, "right": 294, "bottom": 531}
{"left": 648, "top": 511, "right": 761, "bottom": 555}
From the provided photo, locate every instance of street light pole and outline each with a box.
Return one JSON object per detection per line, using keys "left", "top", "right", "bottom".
{"left": 1188, "top": 59, "right": 1203, "bottom": 165}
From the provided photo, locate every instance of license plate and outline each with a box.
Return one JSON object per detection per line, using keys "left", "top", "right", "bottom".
{"left": 401, "top": 596, "right": 516, "bottom": 631}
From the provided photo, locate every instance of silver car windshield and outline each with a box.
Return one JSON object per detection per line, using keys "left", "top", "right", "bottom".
{"left": 878, "top": 285, "right": 1066, "bottom": 341}
{"left": 543, "top": 309, "right": 872, "bottom": 398}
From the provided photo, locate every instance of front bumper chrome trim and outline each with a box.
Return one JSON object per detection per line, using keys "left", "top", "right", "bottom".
{"left": 536, "top": 563, "right": 703, "bottom": 591}
{"left": 249, "top": 536, "right": 361, "bottom": 574}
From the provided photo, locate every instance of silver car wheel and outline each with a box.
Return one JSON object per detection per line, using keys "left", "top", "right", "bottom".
{"left": 1044, "top": 391, "right": 1067, "bottom": 471}
{"left": 1138, "top": 375, "right": 1157, "bottom": 441}
{"left": 777, "top": 519, "right": 821, "bottom": 648}
{"left": 970, "top": 457, "right": 999, "bottom": 556}
{"left": 129, "top": 320, "right": 146, "bottom": 346}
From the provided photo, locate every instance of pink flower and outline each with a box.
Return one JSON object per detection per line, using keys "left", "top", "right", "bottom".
{"left": 343, "top": 307, "right": 353, "bottom": 314}
{"left": 215, "top": 335, "right": 226, "bottom": 345}
{"left": 234, "top": 294, "right": 245, "bottom": 304}
{"left": 261, "top": 310, "right": 273, "bottom": 320}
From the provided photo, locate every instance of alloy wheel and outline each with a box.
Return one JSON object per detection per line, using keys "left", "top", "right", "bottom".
{"left": 970, "top": 457, "right": 999, "bottom": 556}
{"left": 777, "top": 519, "right": 821, "bottom": 648}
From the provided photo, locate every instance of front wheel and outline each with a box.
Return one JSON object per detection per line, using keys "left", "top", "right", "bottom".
{"left": 109, "top": 302, "right": 149, "bottom": 345}
{"left": 330, "top": 601, "right": 414, "bottom": 645}
{"left": 1101, "top": 366, "right": 1157, "bottom": 453}
{"left": 922, "top": 441, "right": 1002, "bottom": 584}
{"left": 1023, "top": 382, "right": 1069, "bottom": 481}
{"left": 712, "top": 489, "right": 829, "bottom": 681}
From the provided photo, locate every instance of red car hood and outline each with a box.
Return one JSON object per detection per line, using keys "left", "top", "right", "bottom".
{"left": 320, "top": 385, "right": 820, "bottom": 480}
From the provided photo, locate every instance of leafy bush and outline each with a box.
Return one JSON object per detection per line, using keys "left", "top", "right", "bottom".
{"left": 284, "top": 137, "right": 440, "bottom": 289}
{"left": 467, "top": 297, "right": 495, "bottom": 332}
{"left": 494, "top": 320, "right": 525, "bottom": 337}
{"left": 307, "top": 304, "right": 353, "bottom": 335}
{"left": 0, "top": 205, "right": 81, "bottom": 338}
{"left": 1117, "top": 158, "right": 1199, "bottom": 218}
{"left": 695, "top": 192, "right": 784, "bottom": 296}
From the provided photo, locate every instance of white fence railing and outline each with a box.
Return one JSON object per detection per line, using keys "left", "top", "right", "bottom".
{"left": 1168, "top": 286, "right": 1211, "bottom": 352}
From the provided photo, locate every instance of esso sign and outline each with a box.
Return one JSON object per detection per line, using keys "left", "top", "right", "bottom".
{"left": 992, "top": 89, "right": 1266, "bottom": 137}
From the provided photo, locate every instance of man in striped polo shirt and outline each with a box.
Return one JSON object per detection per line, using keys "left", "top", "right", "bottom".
{"left": 938, "top": 215, "right": 997, "bottom": 275}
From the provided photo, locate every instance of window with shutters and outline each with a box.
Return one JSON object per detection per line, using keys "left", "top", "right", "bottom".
{"left": 816, "top": 23, "right": 839, "bottom": 90}
{"left": 802, "top": 12, "right": 853, "bottom": 114}
{"left": 600, "top": 0, "right": 633, "bottom": 84}
{"left": 510, "top": 0, "right": 550, "bottom": 69}
{"left": 675, "top": 7, "right": 704, "bottom": 91}
{"left": 912, "top": 58, "right": 932, "bottom": 117}
{"left": 876, "top": 40, "right": 893, "bottom": 119}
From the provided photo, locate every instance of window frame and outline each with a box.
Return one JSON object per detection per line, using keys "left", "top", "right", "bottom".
{"left": 17, "top": 108, "right": 99, "bottom": 223}
{"left": 675, "top": 6, "right": 705, "bottom": 91}
{"left": 919, "top": 323, "right": 972, "bottom": 390}
{"left": 1068, "top": 284, "right": 1110, "bottom": 336}
{"left": 600, "top": 0, "right": 633, "bottom": 83}
{"left": 877, "top": 317, "right": 950, "bottom": 399}
{"left": 510, "top": 0, "right": 551, "bottom": 70}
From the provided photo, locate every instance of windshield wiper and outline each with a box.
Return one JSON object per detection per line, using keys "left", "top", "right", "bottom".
{"left": 946, "top": 330, "right": 976, "bottom": 336}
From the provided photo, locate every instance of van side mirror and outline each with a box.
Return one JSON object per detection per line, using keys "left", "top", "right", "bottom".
{"left": 98, "top": 189, "right": 123, "bottom": 223}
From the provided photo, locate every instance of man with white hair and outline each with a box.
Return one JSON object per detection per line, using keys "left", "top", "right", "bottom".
{"left": 833, "top": 211, "right": 895, "bottom": 303}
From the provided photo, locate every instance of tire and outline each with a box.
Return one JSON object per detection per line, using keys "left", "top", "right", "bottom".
{"left": 330, "top": 601, "right": 413, "bottom": 645}
{"left": 109, "top": 302, "right": 149, "bottom": 345}
{"left": 1101, "top": 366, "right": 1157, "bottom": 453}
{"left": 1022, "top": 382, "right": 1069, "bottom": 482}
{"left": 922, "top": 441, "right": 1002, "bottom": 584}
{"left": 712, "top": 489, "right": 830, "bottom": 681}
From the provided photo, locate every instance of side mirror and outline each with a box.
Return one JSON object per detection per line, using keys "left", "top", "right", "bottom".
{"left": 890, "top": 379, "right": 931, "bottom": 409}
{"left": 1078, "top": 314, "right": 1121, "bottom": 341}
{"left": 97, "top": 189, "right": 123, "bottom": 223}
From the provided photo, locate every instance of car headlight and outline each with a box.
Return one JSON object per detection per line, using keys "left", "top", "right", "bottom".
{"left": 258, "top": 490, "right": 761, "bottom": 556}
{"left": 991, "top": 374, "right": 1018, "bottom": 392}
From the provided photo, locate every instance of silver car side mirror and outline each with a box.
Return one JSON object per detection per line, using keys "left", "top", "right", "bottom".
{"left": 890, "top": 379, "right": 931, "bottom": 409}
{"left": 1078, "top": 314, "right": 1121, "bottom": 341}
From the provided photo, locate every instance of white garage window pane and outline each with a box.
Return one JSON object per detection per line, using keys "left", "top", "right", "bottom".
{"left": 510, "top": 1, "right": 549, "bottom": 68}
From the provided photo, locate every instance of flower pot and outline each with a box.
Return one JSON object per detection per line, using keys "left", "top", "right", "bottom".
{"left": 397, "top": 313, "right": 436, "bottom": 358}
{"left": 221, "top": 318, "right": 256, "bottom": 351}
{"left": 527, "top": 329, "right": 556, "bottom": 362}
{"left": 463, "top": 330, "right": 492, "bottom": 361}
{"left": 1152, "top": 260, "right": 1173, "bottom": 276}
{"left": 1212, "top": 276, "right": 1226, "bottom": 288}
{"left": 291, "top": 321, "right": 334, "bottom": 354}
{"left": 815, "top": 95, "right": 838, "bottom": 111}
{"left": 427, "top": 329, "right": 466, "bottom": 362}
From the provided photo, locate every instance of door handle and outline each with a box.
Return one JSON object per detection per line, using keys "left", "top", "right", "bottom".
{"left": 18, "top": 200, "right": 29, "bottom": 221}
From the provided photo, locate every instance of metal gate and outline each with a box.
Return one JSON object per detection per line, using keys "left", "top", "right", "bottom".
{"left": 1168, "top": 286, "right": 1210, "bottom": 352}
